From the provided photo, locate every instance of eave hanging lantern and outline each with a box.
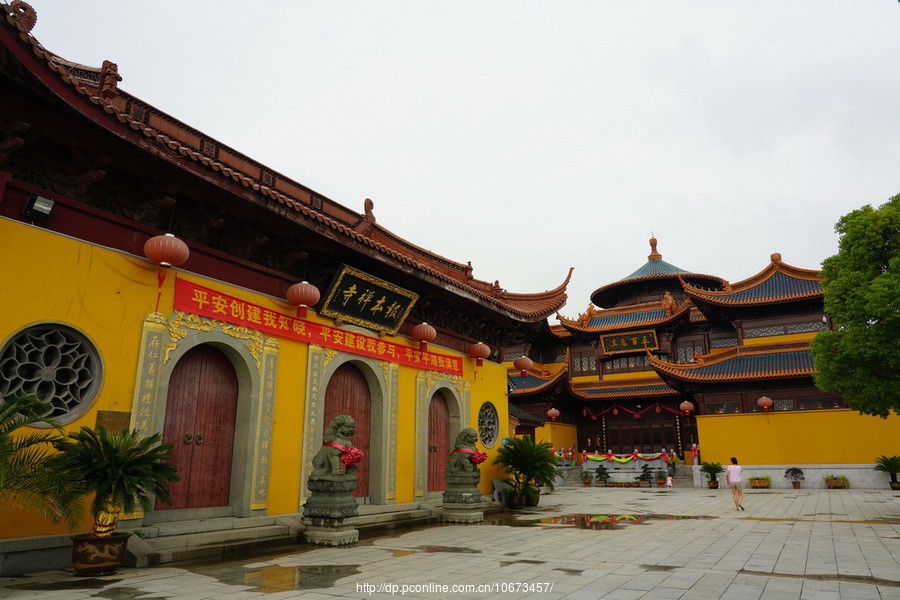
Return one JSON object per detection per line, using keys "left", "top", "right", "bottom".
{"left": 513, "top": 355, "right": 533, "bottom": 379}
{"left": 468, "top": 342, "right": 490, "bottom": 366}
{"left": 143, "top": 233, "right": 190, "bottom": 311}
{"left": 144, "top": 233, "right": 190, "bottom": 268}
{"left": 411, "top": 322, "right": 437, "bottom": 352}
{"left": 679, "top": 400, "right": 695, "bottom": 416}
{"left": 286, "top": 281, "right": 320, "bottom": 318}
{"left": 547, "top": 407, "right": 560, "bottom": 422}
{"left": 757, "top": 396, "right": 773, "bottom": 413}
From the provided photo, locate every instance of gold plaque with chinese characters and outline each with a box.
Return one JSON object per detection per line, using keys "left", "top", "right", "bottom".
{"left": 600, "top": 330, "right": 658, "bottom": 355}
{"left": 320, "top": 265, "right": 418, "bottom": 335}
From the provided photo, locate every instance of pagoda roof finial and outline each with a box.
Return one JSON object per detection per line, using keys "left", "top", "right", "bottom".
{"left": 648, "top": 235, "right": 662, "bottom": 261}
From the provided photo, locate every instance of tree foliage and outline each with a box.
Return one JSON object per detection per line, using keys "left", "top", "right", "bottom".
{"left": 491, "top": 436, "right": 559, "bottom": 505}
{"left": 810, "top": 194, "right": 900, "bottom": 418}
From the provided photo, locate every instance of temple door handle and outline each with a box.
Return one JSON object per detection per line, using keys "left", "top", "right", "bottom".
{"left": 184, "top": 432, "right": 193, "bottom": 445}
{"left": 195, "top": 432, "right": 204, "bottom": 445}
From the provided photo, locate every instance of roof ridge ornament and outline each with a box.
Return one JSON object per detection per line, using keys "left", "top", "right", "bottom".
{"left": 648, "top": 236, "right": 662, "bottom": 261}
{"left": 8, "top": 1, "right": 37, "bottom": 33}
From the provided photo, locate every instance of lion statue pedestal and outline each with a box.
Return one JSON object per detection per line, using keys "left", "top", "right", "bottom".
{"left": 442, "top": 427, "right": 488, "bottom": 524}
{"left": 302, "top": 415, "right": 363, "bottom": 546}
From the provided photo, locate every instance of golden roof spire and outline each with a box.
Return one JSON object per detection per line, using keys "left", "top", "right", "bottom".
{"left": 648, "top": 236, "right": 662, "bottom": 261}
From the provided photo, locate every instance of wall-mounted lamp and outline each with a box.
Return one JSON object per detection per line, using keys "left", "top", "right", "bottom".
{"left": 22, "top": 193, "right": 55, "bottom": 222}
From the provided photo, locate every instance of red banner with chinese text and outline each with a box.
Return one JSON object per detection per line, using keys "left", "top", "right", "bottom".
{"left": 174, "top": 278, "right": 463, "bottom": 376}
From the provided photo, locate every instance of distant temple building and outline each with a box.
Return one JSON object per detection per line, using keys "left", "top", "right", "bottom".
{"left": 506, "top": 238, "right": 895, "bottom": 472}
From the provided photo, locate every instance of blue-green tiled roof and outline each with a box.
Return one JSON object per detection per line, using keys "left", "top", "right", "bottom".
{"left": 716, "top": 272, "right": 821, "bottom": 302}
{"left": 687, "top": 350, "right": 812, "bottom": 376}
{"left": 588, "top": 308, "right": 668, "bottom": 328}
{"left": 623, "top": 259, "right": 687, "bottom": 280}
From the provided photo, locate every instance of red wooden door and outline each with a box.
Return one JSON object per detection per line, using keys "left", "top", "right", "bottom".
{"left": 158, "top": 345, "right": 238, "bottom": 510}
{"left": 323, "top": 363, "right": 371, "bottom": 498}
{"left": 427, "top": 392, "right": 450, "bottom": 492}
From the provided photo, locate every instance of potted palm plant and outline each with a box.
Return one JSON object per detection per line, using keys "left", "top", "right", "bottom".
{"left": 491, "top": 436, "right": 558, "bottom": 508}
{"left": 874, "top": 455, "right": 900, "bottom": 490}
{"left": 700, "top": 461, "right": 724, "bottom": 489}
{"left": 0, "top": 392, "right": 83, "bottom": 527}
{"left": 56, "top": 426, "right": 179, "bottom": 576}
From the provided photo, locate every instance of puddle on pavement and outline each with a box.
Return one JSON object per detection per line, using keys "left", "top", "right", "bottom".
{"left": 537, "top": 513, "right": 715, "bottom": 530}
{"left": 242, "top": 564, "right": 360, "bottom": 592}
{"left": 555, "top": 567, "right": 583, "bottom": 575}
{"left": 499, "top": 559, "right": 544, "bottom": 567}
{"left": 403, "top": 545, "right": 481, "bottom": 554}
{"left": 641, "top": 564, "right": 675, "bottom": 571}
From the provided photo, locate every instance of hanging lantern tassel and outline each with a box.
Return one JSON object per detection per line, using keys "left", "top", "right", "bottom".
{"left": 411, "top": 322, "right": 437, "bottom": 352}
{"left": 286, "top": 281, "right": 321, "bottom": 318}
{"left": 513, "top": 355, "right": 534, "bottom": 379}
{"left": 143, "top": 233, "right": 190, "bottom": 312}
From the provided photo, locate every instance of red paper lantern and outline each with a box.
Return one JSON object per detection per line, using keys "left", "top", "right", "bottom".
{"left": 468, "top": 342, "right": 490, "bottom": 366}
{"left": 144, "top": 233, "right": 189, "bottom": 267}
{"left": 547, "top": 407, "right": 560, "bottom": 421}
{"left": 757, "top": 396, "right": 773, "bottom": 412}
{"left": 679, "top": 400, "right": 695, "bottom": 415}
{"left": 513, "top": 355, "right": 534, "bottom": 379}
{"left": 633, "top": 413, "right": 642, "bottom": 420}
{"left": 286, "top": 281, "right": 320, "bottom": 318}
{"left": 411, "top": 322, "right": 437, "bottom": 352}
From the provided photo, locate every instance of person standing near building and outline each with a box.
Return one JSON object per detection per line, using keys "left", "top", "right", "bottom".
{"left": 726, "top": 457, "right": 744, "bottom": 511}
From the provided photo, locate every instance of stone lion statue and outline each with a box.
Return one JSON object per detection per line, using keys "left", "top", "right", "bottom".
{"left": 445, "top": 427, "right": 486, "bottom": 476}
{"left": 311, "top": 415, "right": 362, "bottom": 477}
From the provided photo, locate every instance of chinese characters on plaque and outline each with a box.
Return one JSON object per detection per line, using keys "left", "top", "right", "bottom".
{"left": 600, "top": 330, "right": 658, "bottom": 355}
{"left": 319, "top": 265, "right": 418, "bottom": 335}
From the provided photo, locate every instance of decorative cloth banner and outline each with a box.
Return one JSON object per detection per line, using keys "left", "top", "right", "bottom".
{"left": 581, "top": 450, "right": 679, "bottom": 464}
{"left": 174, "top": 278, "right": 464, "bottom": 376}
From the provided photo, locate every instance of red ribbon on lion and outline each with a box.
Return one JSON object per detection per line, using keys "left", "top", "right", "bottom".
{"left": 324, "top": 442, "right": 365, "bottom": 468}
{"left": 453, "top": 448, "right": 488, "bottom": 464}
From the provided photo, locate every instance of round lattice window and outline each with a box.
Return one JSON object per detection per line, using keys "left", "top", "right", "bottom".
{"left": 478, "top": 401, "right": 499, "bottom": 448}
{"left": 0, "top": 324, "right": 102, "bottom": 425}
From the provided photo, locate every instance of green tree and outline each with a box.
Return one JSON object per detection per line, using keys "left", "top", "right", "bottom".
{"left": 0, "top": 393, "right": 83, "bottom": 527}
{"left": 811, "top": 194, "right": 900, "bottom": 418}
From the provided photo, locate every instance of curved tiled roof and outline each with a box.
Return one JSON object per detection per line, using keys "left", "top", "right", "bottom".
{"left": 0, "top": 4, "right": 569, "bottom": 322}
{"left": 590, "top": 238, "right": 724, "bottom": 308}
{"left": 557, "top": 299, "right": 691, "bottom": 334}
{"left": 508, "top": 364, "right": 568, "bottom": 394}
{"left": 649, "top": 341, "right": 814, "bottom": 382}
{"left": 574, "top": 379, "right": 680, "bottom": 399}
{"left": 681, "top": 254, "right": 822, "bottom": 307}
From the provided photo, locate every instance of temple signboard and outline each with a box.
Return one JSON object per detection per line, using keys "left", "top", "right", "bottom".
{"left": 319, "top": 265, "right": 418, "bottom": 335}
{"left": 600, "top": 330, "right": 658, "bottom": 355}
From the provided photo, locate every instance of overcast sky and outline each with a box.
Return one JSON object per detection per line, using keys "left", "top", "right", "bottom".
{"left": 30, "top": 1, "right": 900, "bottom": 321}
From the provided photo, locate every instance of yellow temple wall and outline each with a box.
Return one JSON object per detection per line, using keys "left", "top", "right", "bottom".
{"left": 696, "top": 409, "right": 900, "bottom": 465}
{"left": 0, "top": 219, "right": 506, "bottom": 537}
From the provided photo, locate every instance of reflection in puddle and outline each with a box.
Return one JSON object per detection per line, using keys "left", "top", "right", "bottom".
{"left": 539, "top": 514, "right": 715, "bottom": 530}
{"left": 243, "top": 564, "right": 360, "bottom": 592}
